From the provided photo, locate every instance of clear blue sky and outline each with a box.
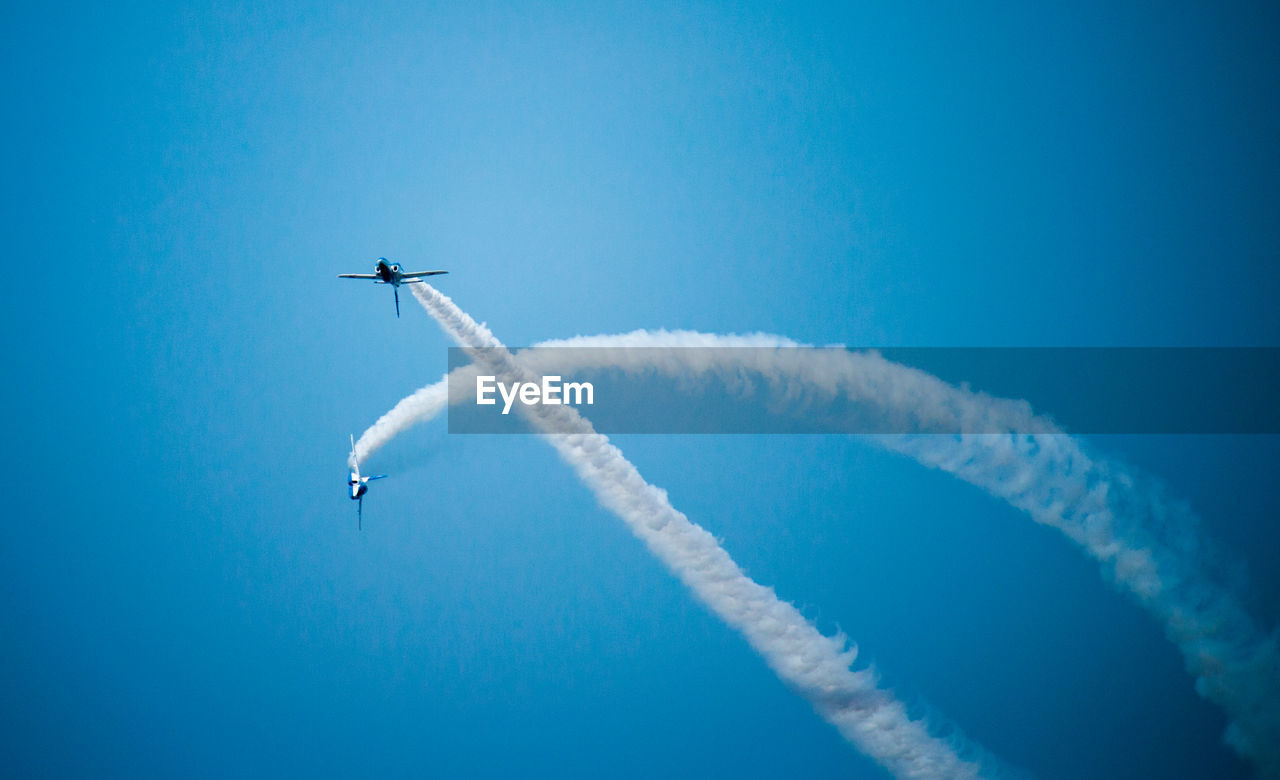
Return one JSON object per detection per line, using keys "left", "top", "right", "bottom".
{"left": 5, "top": 1, "right": 1278, "bottom": 777}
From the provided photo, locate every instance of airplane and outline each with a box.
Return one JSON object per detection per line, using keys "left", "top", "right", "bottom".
{"left": 338, "top": 257, "right": 448, "bottom": 317}
{"left": 347, "top": 435, "right": 387, "bottom": 530}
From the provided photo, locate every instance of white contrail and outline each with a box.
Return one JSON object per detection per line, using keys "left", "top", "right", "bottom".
{"left": 356, "top": 327, "right": 1280, "bottom": 776}
{"left": 350, "top": 373, "right": 449, "bottom": 468}
{"left": 397, "top": 285, "right": 995, "bottom": 779}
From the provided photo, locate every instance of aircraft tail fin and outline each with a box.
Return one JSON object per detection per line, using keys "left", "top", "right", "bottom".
{"left": 394, "top": 286, "right": 400, "bottom": 318}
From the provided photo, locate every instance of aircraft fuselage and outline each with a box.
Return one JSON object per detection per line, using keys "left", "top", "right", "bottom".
{"left": 349, "top": 470, "right": 368, "bottom": 500}
{"left": 376, "top": 258, "right": 402, "bottom": 285}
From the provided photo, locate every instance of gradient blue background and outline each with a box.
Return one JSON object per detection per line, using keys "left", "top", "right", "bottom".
{"left": 5, "top": 2, "right": 1278, "bottom": 777}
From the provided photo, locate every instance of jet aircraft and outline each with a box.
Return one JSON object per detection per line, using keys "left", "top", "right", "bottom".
{"left": 347, "top": 435, "right": 387, "bottom": 529}
{"left": 338, "top": 257, "right": 448, "bottom": 317}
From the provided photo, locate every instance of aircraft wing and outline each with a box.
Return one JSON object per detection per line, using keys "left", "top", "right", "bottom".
{"left": 337, "top": 273, "right": 379, "bottom": 279}
{"left": 399, "top": 270, "right": 448, "bottom": 278}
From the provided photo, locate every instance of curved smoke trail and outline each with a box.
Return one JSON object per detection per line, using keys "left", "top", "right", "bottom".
{"left": 395, "top": 285, "right": 997, "bottom": 779}
{"left": 351, "top": 374, "right": 449, "bottom": 469}
{"left": 356, "top": 326, "right": 1280, "bottom": 777}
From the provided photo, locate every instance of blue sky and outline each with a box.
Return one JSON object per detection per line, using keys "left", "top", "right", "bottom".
{"left": 5, "top": 1, "right": 1279, "bottom": 777}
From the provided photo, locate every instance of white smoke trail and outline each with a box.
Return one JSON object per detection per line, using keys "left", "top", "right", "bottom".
{"left": 350, "top": 373, "right": 450, "bottom": 468}
{"left": 355, "top": 327, "right": 1280, "bottom": 776}
{"left": 399, "top": 285, "right": 995, "bottom": 779}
